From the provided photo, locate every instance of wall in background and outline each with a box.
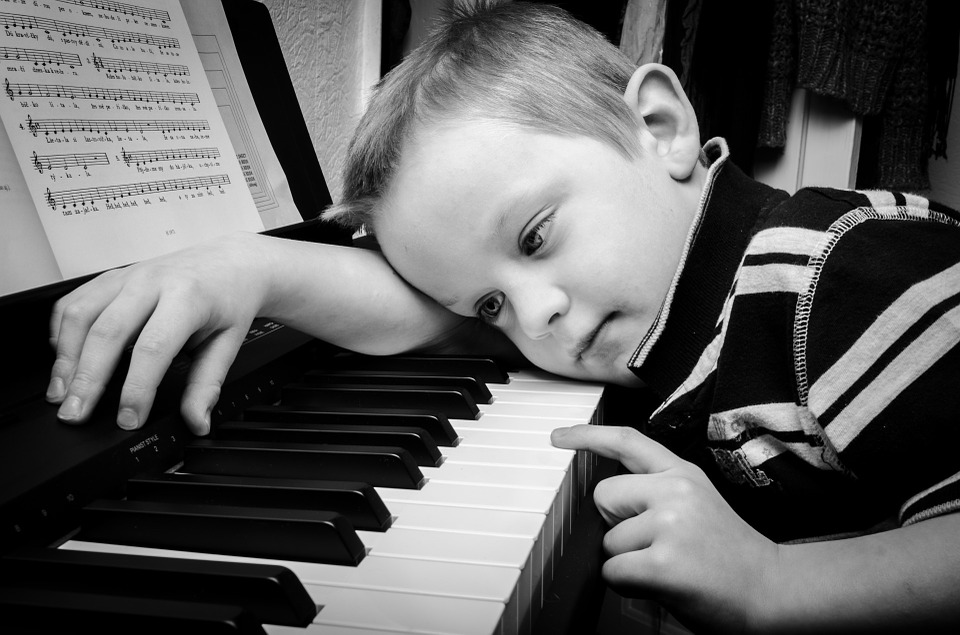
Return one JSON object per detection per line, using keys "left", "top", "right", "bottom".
{"left": 255, "top": 0, "right": 380, "bottom": 202}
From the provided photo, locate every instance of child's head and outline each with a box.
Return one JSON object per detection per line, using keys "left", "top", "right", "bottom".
{"left": 324, "top": 1, "right": 708, "bottom": 385}
{"left": 323, "top": 0, "right": 641, "bottom": 231}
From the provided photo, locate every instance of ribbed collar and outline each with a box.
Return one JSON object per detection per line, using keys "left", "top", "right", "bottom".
{"left": 627, "top": 139, "right": 788, "bottom": 400}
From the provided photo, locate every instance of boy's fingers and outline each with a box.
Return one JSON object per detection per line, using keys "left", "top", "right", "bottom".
{"left": 601, "top": 508, "right": 654, "bottom": 557}
{"left": 593, "top": 472, "right": 656, "bottom": 526}
{"left": 54, "top": 292, "right": 155, "bottom": 424}
{"left": 178, "top": 327, "right": 249, "bottom": 436}
{"left": 113, "top": 297, "right": 213, "bottom": 431}
{"left": 551, "top": 424, "right": 681, "bottom": 474}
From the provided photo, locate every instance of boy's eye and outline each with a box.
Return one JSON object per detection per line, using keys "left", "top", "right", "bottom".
{"left": 477, "top": 293, "right": 504, "bottom": 322}
{"left": 520, "top": 215, "right": 553, "bottom": 256}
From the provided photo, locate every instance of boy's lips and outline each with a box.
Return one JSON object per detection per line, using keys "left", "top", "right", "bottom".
{"left": 574, "top": 315, "right": 612, "bottom": 360}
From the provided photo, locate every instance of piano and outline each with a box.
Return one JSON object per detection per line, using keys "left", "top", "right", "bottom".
{"left": 0, "top": 2, "right": 614, "bottom": 633}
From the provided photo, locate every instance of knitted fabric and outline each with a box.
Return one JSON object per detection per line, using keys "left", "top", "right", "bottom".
{"left": 758, "top": 0, "right": 931, "bottom": 191}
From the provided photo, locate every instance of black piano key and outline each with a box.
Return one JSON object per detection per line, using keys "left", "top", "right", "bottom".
{"left": 2, "top": 547, "right": 318, "bottom": 627}
{"left": 214, "top": 419, "right": 443, "bottom": 467}
{"left": 302, "top": 370, "right": 493, "bottom": 404}
{"left": 281, "top": 383, "right": 480, "bottom": 420}
{"left": 79, "top": 499, "right": 366, "bottom": 566}
{"left": 181, "top": 438, "right": 425, "bottom": 490}
{"left": 241, "top": 404, "right": 461, "bottom": 446}
{"left": 323, "top": 354, "right": 510, "bottom": 384}
{"left": 126, "top": 472, "right": 393, "bottom": 531}
{"left": 1, "top": 586, "right": 265, "bottom": 634}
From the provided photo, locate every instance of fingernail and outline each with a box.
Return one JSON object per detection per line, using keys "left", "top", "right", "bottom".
{"left": 196, "top": 404, "right": 213, "bottom": 436}
{"left": 117, "top": 408, "right": 139, "bottom": 430}
{"left": 58, "top": 395, "right": 82, "bottom": 422}
{"left": 46, "top": 377, "right": 65, "bottom": 401}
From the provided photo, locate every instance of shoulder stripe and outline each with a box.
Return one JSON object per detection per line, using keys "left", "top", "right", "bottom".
{"left": 808, "top": 261, "right": 960, "bottom": 417}
{"left": 795, "top": 205, "right": 960, "bottom": 404}
{"left": 738, "top": 263, "right": 812, "bottom": 295}
{"left": 820, "top": 302, "right": 960, "bottom": 452}
{"left": 746, "top": 227, "right": 825, "bottom": 256}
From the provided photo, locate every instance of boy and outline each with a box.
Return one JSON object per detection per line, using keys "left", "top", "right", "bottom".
{"left": 45, "top": 1, "right": 960, "bottom": 632}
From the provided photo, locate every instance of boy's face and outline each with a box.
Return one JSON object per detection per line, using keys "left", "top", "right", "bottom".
{"left": 376, "top": 119, "right": 701, "bottom": 386}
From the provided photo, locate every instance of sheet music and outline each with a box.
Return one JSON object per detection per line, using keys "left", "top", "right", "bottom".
{"left": 0, "top": 119, "right": 60, "bottom": 296}
{"left": 0, "top": 0, "right": 263, "bottom": 279}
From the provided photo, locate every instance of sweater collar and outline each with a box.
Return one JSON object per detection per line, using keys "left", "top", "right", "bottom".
{"left": 628, "top": 138, "right": 787, "bottom": 399}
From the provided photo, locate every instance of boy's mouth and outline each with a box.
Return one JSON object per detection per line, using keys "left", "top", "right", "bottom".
{"left": 574, "top": 315, "right": 612, "bottom": 360}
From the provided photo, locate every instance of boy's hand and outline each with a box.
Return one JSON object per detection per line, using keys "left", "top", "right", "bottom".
{"left": 551, "top": 424, "right": 780, "bottom": 634}
{"left": 47, "top": 231, "right": 269, "bottom": 436}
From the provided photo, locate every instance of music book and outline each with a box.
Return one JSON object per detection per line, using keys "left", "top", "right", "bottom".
{"left": 0, "top": 0, "right": 302, "bottom": 297}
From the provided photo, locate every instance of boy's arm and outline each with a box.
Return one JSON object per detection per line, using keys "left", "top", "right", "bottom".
{"left": 47, "top": 230, "right": 496, "bottom": 435}
{"left": 552, "top": 425, "right": 960, "bottom": 634}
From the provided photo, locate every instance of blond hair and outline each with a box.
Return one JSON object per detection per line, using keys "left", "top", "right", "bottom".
{"left": 321, "top": 0, "right": 639, "bottom": 232}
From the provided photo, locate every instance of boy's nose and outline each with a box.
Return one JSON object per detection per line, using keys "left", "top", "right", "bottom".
{"left": 513, "top": 283, "right": 569, "bottom": 341}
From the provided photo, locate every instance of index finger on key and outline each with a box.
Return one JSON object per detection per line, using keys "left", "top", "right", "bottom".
{"left": 550, "top": 424, "right": 680, "bottom": 474}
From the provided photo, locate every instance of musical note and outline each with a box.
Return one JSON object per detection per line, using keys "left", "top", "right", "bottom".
{"left": 58, "top": 0, "right": 171, "bottom": 23}
{"left": 91, "top": 54, "right": 189, "bottom": 78}
{"left": 46, "top": 175, "right": 231, "bottom": 209}
{"left": 0, "top": 47, "right": 80, "bottom": 69}
{"left": 0, "top": 12, "right": 180, "bottom": 49}
{"left": 24, "top": 117, "right": 211, "bottom": 137}
{"left": 121, "top": 146, "right": 220, "bottom": 167}
{"left": 32, "top": 151, "right": 110, "bottom": 173}
{"left": 5, "top": 81, "right": 199, "bottom": 105}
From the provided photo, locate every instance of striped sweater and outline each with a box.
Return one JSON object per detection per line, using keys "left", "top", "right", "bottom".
{"left": 630, "top": 140, "right": 960, "bottom": 541}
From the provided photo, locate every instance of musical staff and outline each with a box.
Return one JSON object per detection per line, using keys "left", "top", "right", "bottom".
{"left": 32, "top": 150, "right": 110, "bottom": 173}
{"left": 6, "top": 79, "right": 198, "bottom": 105}
{"left": 92, "top": 53, "right": 188, "bottom": 77}
{"left": 121, "top": 146, "right": 219, "bottom": 166}
{"left": 45, "top": 174, "right": 230, "bottom": 209}
{"left": 26, "top": 115, "right": 210, "bottom": 136}
{"left": 0, "top": 12, "right": 179, "bottom": 49}
{"left": 0, "top": 47, "right": 81, "bottom": 68}
{"left": 57, "top": 0, "right": 171, "bottom": 23}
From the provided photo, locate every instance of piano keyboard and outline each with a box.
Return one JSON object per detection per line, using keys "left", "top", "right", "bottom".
{"left": 5, "top": 342, "right": 605, "bottom": 635}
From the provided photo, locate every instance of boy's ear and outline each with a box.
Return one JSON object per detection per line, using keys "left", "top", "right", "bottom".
{"left": 623, "top": 63, "right": 701, "bottom": 180}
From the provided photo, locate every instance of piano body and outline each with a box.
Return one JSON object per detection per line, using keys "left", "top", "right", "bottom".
{"left": 0, "top": 2, "right": 613, "bottom": 633}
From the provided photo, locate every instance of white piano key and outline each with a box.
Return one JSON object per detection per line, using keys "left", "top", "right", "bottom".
{"left": 478, "top": 401, "right": 597, "bottom": 420}
{"left": 447, "top": 427, "right": 559, "bottom": 449}
{"left": 60, "top": 540, "right": 518, "bottom": 602}
{"left": 420, "top": 463, "right": 563, "bottom": 490}
{"left": 267, "top": 625, "right": 400, "bottom": 635}
{"left": 306, "top": 585, "right": 504, "bottom": 635}
{"left": 487, "top": 389, "right": 601, "bottom": 407}
{"left": 505, "top": 370, "right": 606, "bottom": 393}
{"left": 376, "top": 481, "right": 554, "bottom": 514}
{"left": 356, "top": 527, "right": 532, "bottom": 568}
{"left": 267, "top": 625, "right": 403, "bottom": 635}
{"left": 440, "top": 445, "right": 573, "bottom": 470}
{"left": 455, "top": 414, "right": 585, "bottom": 434}
{"left": 388, "top": 501, "right": 544, "bottom": 538}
